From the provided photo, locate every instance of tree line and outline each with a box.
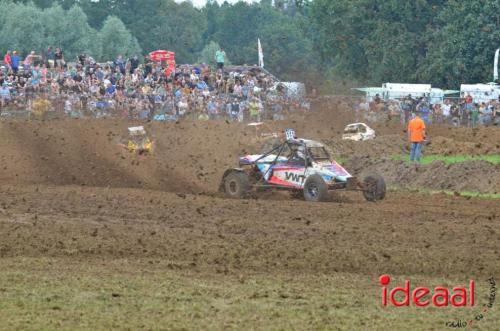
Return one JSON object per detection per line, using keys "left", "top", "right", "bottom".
{"left": 2, "top": 0, "right": 499, "bottom": 90}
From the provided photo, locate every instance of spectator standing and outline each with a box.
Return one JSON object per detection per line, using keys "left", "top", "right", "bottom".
{"left": 401, "top": 95, "right": 413, "bottom": 124}
{"left": 11, "top": 51, "right": 20, "bottom": 74}
{"left": 55, "top": 48, "right": 65, "bottom": 68}
{"left": 78, "top": 53, "right": 86, "bottom": 66}
{"left": 115, "top": 55, "right": 126, "bottom": 75}
{"left": 31, "top": 65, "right": 41, "bottom": 90}
{"left": 464, "top": 93, "right": 473, "bottom": 105}
{"left": 46, "top": 46, "right": 55, "bottom": 68}
{"left": 129, "top": 55, "right": 139, "bottom": 74}
{"left": 23, "top": 51, "right": 37, "bottom": 71}
{"left": 230, "top": 97, "right": 241, "bottom": 122}
{"left": 481, "top": 103, "right": 493, "bottom": 125}
{"left": 3, "top": 50, "right": 12, "bottom": 70}
{"left": 215, "top": 48, "right": 226, "bottom": 71}
{"left": 249, "top": 97, "right": 261, "bottom": 122}
{"left": 463, "top": 93, "right": 473, "bottom": 125}
{"left": 442, "top": 99, "right": 451, "bottom": 123}
{"left": 207, "top": 97, "right": 218, "bottom": 119}
{"left": 272, "top": 100, "right": 284, "bottom": 120}
{"left": 471, "top": 103, "right": 479, "bottom": 128}
{"left": 417, "top": 97, "right": 431, "bottom": 124}
{"left": 432, "top": 103, "right": 442, "bottom": 123}
{"left": 407, "top": 111, "right": 426, "bottom": 163}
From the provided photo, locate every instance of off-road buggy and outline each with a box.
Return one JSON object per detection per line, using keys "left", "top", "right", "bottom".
{"left": 220, "top": 129, "right": 386, "bottom": 202}
{"left": 124, "top": 126, "right": 153, "bottom": 154}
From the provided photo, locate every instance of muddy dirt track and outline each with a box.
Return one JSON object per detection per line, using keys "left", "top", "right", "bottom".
{"left": 0, "top": 184, "right": 498, "bottom": 279}
{"left": 0, "top": 116, "right": 498, "bottom": 194}
{"left": 0, "top": 109, "right": 498, "bottom": 280}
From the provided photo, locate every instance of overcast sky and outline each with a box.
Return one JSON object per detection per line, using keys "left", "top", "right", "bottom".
{"left": 175, "top": 0, "right": 260, "bottom": 8}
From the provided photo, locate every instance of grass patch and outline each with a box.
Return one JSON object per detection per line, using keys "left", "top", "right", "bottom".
{"left": 390, "top": 154, "right": 500, "bottom": 165}
{"left": 389, "top": 186, "right": 500, "bottom": 199}
{"left": 0, "top": 258, "right": 497, "bottom": 331}
{"left": 334, "top": 156, "right": 347, "bottom": 165}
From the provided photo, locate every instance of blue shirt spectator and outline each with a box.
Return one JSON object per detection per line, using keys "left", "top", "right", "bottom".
{"left": 11, "top": 53, "right": 20, "bottom": 69}
{"left": 106, "top": 84, "right": 116, "bottom": 95}
{"left": 196, "top": 80, "right": 208, "bottom": 90}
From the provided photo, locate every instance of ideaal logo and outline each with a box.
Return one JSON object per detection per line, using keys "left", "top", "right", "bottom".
{"left": 379, "top": 275, "right": 496, "bottom": 328}
{"left": 379, "top": 274, "right": 474, "bottom": 307}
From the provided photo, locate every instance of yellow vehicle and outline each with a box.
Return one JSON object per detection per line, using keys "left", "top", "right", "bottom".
{"left": 126, "top": 126, "right": 153, "bottom": 154}
{"left": 32, "top": 97, "right": 51, "bottom": 118}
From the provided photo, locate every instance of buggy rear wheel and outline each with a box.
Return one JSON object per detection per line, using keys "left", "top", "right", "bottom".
{"left": 223, "top": 171, "right": 250, "bottom": 199}
{"left": 303, "top": 174, "right": 329, "bottom": 202}
{"left": 362, "top": 174, "right": 386, "bottom": 201}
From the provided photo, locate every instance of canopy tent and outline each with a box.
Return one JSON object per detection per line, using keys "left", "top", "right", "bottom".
{"left": 149, "top": 50, "right": 175, "bottom": 61}
{"left": 149, "top": 50, "right": 176, "bottom": 76}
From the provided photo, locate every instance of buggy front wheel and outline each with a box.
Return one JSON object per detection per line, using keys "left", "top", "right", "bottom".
{"left": 362, "top": 174, "right": 386, "bottom": 201}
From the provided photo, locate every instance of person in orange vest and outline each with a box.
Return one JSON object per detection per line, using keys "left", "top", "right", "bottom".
{"left": 407, "top": 110, "right": 426, "bottom": 163}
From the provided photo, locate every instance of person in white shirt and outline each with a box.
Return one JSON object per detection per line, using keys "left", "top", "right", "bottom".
{"left": 442, "top": 100, "right": 451, "bottom": 123}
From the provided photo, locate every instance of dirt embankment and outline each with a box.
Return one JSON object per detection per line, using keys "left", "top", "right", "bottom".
{"left": 0, "top": 120, "right": 261, "bottom": 194}
{"left": 346, "top": 156, "right": 500, "bottom": 193}
{"left": 324, "top": 134, "right": 499, "bottom": 160}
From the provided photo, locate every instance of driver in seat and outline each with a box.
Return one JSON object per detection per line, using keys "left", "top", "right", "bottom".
{"left": 288, "top": 145, "right": 306, "bottom": 166}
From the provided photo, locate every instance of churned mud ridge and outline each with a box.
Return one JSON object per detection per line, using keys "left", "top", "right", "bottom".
{"left": 346, "top": 156, "right": 500, "bottom": 193}
{"left": 0, "top": 120, "right": 260, "bottom": 194}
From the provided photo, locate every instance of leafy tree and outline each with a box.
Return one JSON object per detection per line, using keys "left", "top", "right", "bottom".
{"left": 198, "top": 41, "right": 231, "bottom": 65}
{"left": 0, "top": 2, "right": 98, "bottom": 60}
{"left": 420, "top": 0, "right": 500, "bottom": 87}
{"left": 208, "top": 1, "right": 316, "bottom": 81}
{"left": 309, "top": 0, "right": 448, "bottom": 85}
{"left": 61, "top": 0, "right": 112, "bottom": 28}
{"left": 96, "top": 16, "right": 142, "bottom": 61}
{"left": 148, "top": 1, "right": 207, "bottom": 63}
{"left": 5, "top": 0, "right": 500, "bottom": 90}
{"left": 0, "top": 2, "right": 46, "bottom": 57}
{"left": 43, "top": 4, "right": 97, "bottom": 60}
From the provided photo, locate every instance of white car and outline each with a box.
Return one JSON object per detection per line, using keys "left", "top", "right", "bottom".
{"left": 342, "top": 123, "right": 376, "bottom": 141}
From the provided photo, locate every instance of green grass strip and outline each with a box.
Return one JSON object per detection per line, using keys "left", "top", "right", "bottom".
{"left": 389, "top": 186, "right": 500, "bottom": 199}
{"left": 390, "top": 154, "right": 500, "bottom": 165}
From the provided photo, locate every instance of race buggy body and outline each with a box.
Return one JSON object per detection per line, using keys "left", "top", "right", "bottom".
{"left": 220, "top": 130, "right": 386, "bottom": 202}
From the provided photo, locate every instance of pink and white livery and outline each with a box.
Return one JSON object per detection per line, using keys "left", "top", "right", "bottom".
{"left": 220, "top": 130, "right": 386, "bottom": 202}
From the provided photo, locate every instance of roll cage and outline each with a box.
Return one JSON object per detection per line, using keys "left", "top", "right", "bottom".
{"left": 240, "top": 139, "right": 330, "bottom": 169}
{"left": 236, "top": 139, "right": 332, "bottom": 189}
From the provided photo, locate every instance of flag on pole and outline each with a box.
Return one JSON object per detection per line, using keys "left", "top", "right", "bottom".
{"left": 258, "top": 38, "right": 264, "bottom": 68}
{"left": 494, "top": 48, "right": 499, "bottom": 81}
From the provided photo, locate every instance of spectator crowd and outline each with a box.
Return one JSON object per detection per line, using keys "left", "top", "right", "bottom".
{"left": 356, "top": 94, "right": 500, "bottom": 128}
{"left": 1, "top": 47, "right": 309, "bottom": 121}
{"left": 1, "top": 47, "right": 499, "bottom": 128}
